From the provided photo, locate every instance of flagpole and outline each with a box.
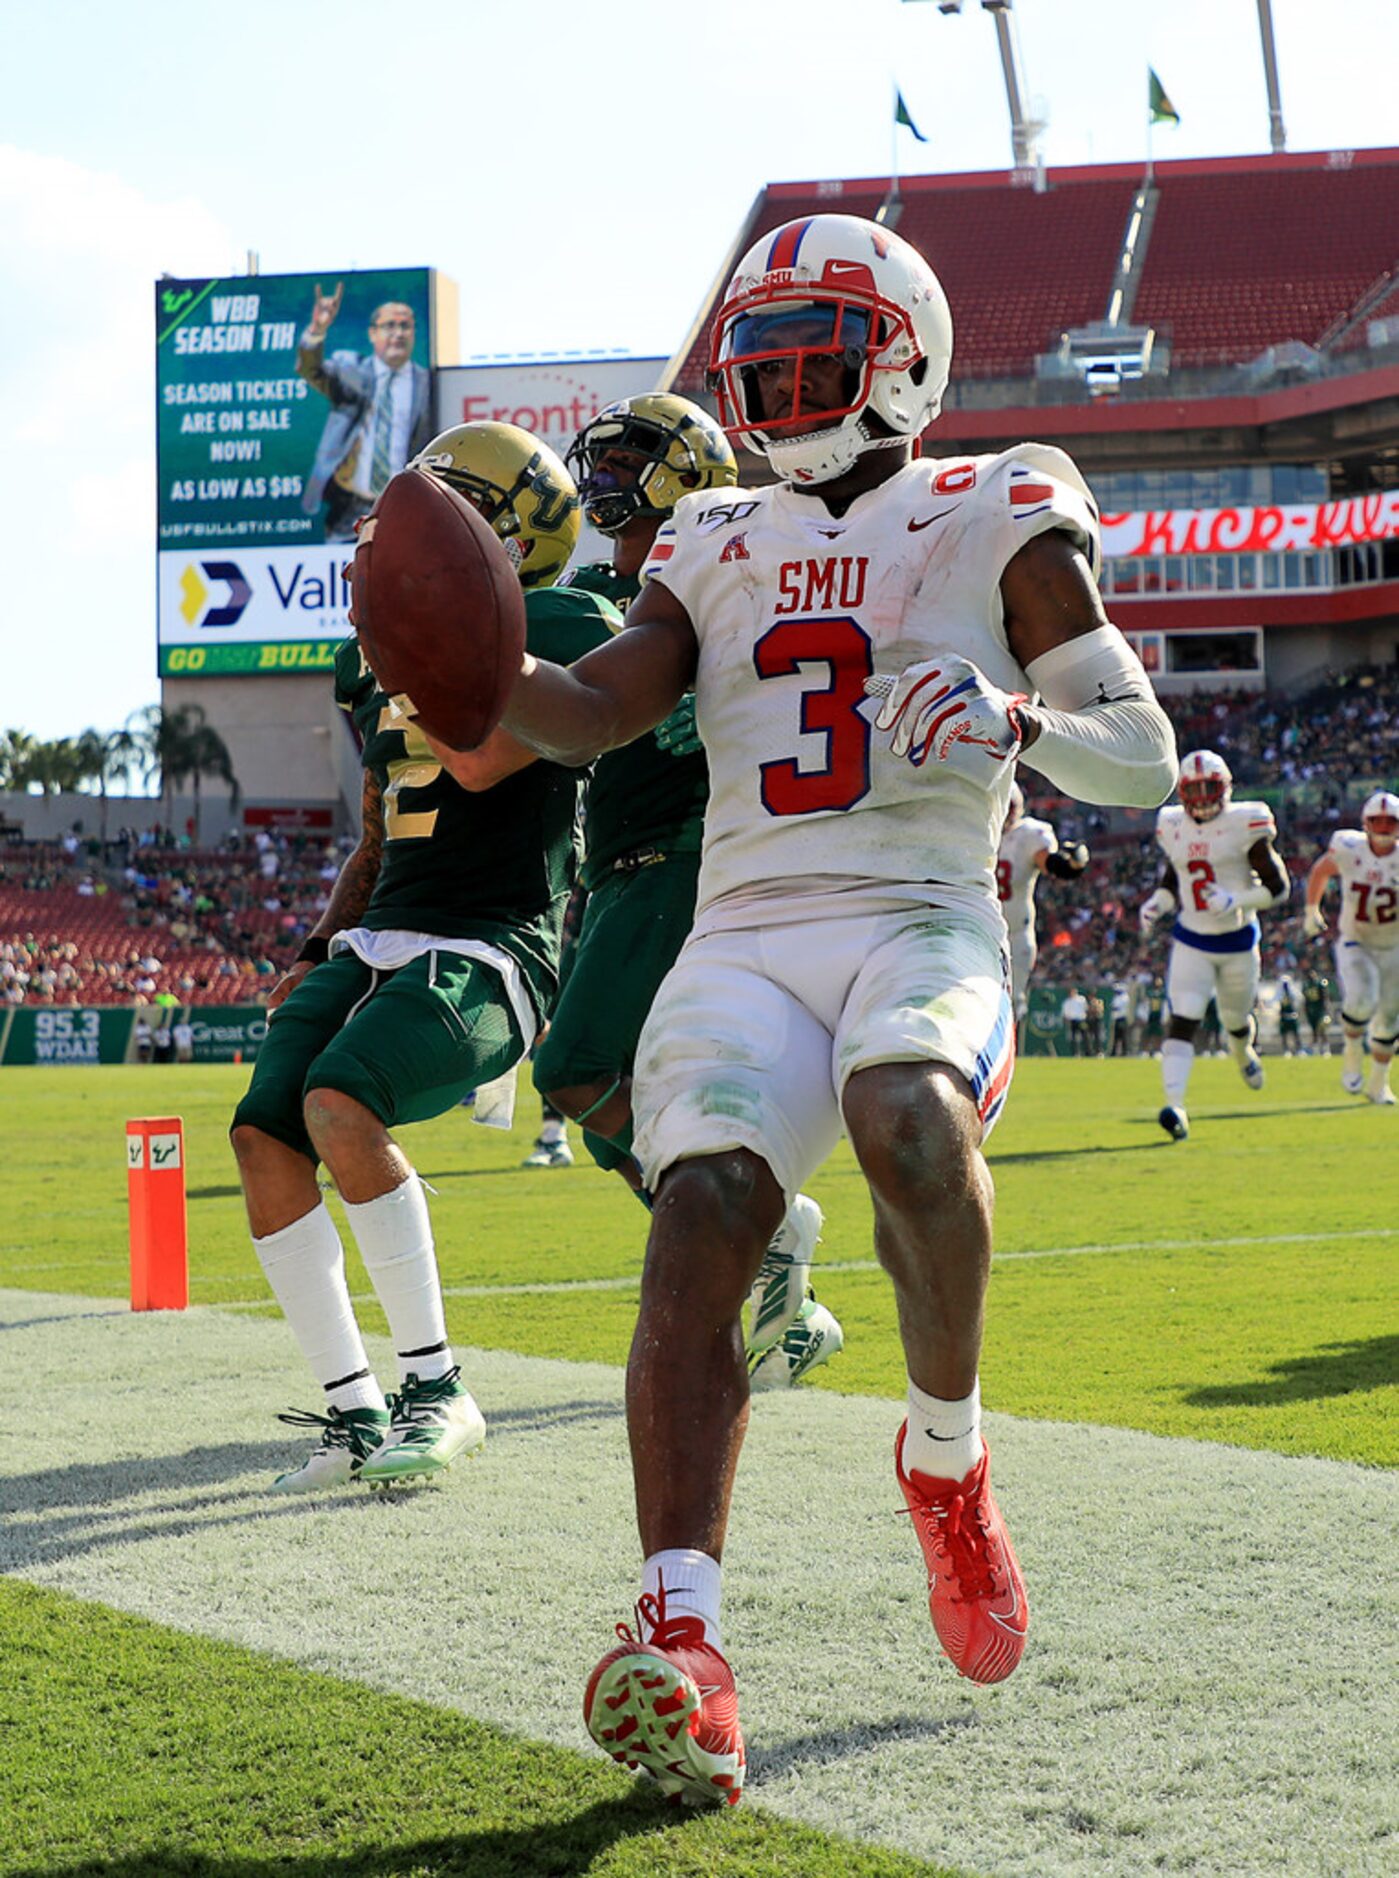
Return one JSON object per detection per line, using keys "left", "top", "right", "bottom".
{"left": 884, "top": 79, "right": 902, "bottom": 225}
{"left": 1145, "top": 65, "right": 1154, "bottom": 184}
{"left": 891, "top": 80, "right": 902, "bottom": 201}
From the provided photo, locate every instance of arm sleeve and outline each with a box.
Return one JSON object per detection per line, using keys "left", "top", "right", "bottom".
{"left": 1020, "top": 626, "right": 1178, "bottom": 809}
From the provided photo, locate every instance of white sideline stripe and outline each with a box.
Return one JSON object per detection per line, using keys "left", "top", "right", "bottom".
{"left": 0, "top": 1287, "right": 1393, "bottom": 1878}
{"left": 206, "top": 1224, "right": 1396, "bottom": 1311}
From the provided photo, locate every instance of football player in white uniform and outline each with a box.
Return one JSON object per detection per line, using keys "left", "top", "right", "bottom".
{"left": 1140, "top": 750, "right": 1290, "bottom": 1140}
{"left": 1303, "top": 790, "right": 1399, "bottom": 1105}
{"left": 997, "top": 778, "right": 1090, "bottom": 1033}
{"left": 492, "top": 212, "right": 1177, "bottom": 1804}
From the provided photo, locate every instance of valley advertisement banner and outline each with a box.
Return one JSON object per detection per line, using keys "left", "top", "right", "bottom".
{"left": 155, "top": 267, "right": 433, "bottom": 675}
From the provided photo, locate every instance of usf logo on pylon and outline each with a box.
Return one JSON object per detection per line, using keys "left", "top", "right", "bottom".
{"left": 180, "top": 561, "right": 252, "bottom": 628}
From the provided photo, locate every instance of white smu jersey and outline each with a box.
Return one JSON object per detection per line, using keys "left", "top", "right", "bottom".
{"left": 1155, "top": 801, "right": 1277, "bottom": 936}
{"left": 1329, "top": 830, "right": 1399, "bottom": 948}
{"left": 997, "top": 817, "right": 1057, "bottom": 933}
{"left": 643, "top": 446, "right": 1100, "bottom": 933}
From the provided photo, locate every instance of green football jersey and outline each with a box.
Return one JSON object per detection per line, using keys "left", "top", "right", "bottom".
{"left": 334, "top": 585, "right": 618, "bottom": 1014}
{"left": 561, "top": 562, "right": 708, "bottom": 889}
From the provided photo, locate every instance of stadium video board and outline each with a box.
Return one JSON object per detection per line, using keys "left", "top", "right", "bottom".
{"left": 156, "top": 267, "right": 437, "bottom": 676}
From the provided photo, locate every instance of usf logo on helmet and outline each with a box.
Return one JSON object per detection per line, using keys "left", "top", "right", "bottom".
{"left": 412, "top": 421, "right": 580, "bottom": 588}
{"left": 566, "top": 393, "right": 738, "bottom": 537}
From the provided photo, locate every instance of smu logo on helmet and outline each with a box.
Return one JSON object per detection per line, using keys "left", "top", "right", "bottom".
{"left": 179, "top": 561, "right": 251, "bottom": 628}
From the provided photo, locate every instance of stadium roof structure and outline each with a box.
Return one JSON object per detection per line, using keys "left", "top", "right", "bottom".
{"left": 663, "top": 147, "right": 1399, "bottom": 472}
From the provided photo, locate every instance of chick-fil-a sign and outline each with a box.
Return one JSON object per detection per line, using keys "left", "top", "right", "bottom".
{"left": 1101, "top": 491, "right": 1399, "bottom": 558}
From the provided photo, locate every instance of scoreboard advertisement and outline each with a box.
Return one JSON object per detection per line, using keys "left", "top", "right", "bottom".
{"left": 156, "top": 266, "right": 435, "bottom": 676}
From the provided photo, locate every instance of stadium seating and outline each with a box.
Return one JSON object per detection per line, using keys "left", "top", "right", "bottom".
{"left": 2, "top": 663, "right": 1393, "bottom": 1013}
{"left": 672, "top": 176, "right": 1136, "bottom": 388}
{"left": 670, "top": 150, "right": 1399, "bottom": 387}
{"left": 0, "top": 834, "right": 340, "bottom": 1007}
{"left": 1133, "top": 161, "right": 1399, "bottom": 366}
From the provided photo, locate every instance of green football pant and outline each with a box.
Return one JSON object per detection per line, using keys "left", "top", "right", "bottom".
{"left": 533, "top": 851, "right": 699, "bottom": 1174}
{"left": 232, "top": 948, "right": 525, "bottom": 1163}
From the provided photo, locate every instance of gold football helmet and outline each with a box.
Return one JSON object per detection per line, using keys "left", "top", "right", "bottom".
{"left": 411, "top": 421, "right": 580, "bottom": 588}
{"left": 565, "top": 393, "right": 737, "bottom": 536}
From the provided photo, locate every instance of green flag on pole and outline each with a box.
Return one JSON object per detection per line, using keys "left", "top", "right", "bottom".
{"left": 895, "top": 89, "right": 928, "bottom": 142}
{"left": 1149, "top": 68, "right": 1180, "bottom": 126}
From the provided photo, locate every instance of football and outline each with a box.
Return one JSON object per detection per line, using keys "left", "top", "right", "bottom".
{"left": 350, "top": 467, "right": 526, "bottom": 751}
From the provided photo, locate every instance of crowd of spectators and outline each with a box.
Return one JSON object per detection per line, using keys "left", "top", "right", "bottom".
{"left": 0, "top": 660, "right": 1393, "bottom": 1012}
{"left": 0, "top": 827, "right": 349, "bottom": 1008}
{"left": 1029, "top": 660, "right": 1398, "bottom": 995}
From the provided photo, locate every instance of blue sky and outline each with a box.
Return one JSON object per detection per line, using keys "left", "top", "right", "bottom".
{"left": 3, "top": 0, "right": 1396, "bottom": 741}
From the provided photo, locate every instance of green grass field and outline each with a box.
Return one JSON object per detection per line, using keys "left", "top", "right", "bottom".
{"left": 7, "top": 1060, "right": 1393, "bottom": 1462}
{"left": 2, "top": 1060, "right": 1395, "bottom": 1877}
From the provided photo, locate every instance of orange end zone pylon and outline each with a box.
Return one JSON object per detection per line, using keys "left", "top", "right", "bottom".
{"left": 126, "top": 1116, "right": 189, "bottom": 1311}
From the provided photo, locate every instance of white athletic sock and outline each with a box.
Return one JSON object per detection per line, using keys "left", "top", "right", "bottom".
{"left": 538, "top": 1116, "right": 566, "bottom": 1146}
{"left": 1367, "top": 1047, "right": 1392, "bottom": 1097}
{"left": 253, "top": 1203, "right": 385, "bottom": 1412}
{"left": 643, "top": 1549, "right": 723, "bottom": 1653}
{"left": 903, "top": 1377, "right": 984, "bottom": 1482}
{"left": 1161, "top": 1037, "right": 1194, "bottom": 1105}
{"left": 342, "top": 1175, "right": 453, "bottom": 1384}
{"left": 1343, "top": 1032, "right": 1365, "bottom": 1075}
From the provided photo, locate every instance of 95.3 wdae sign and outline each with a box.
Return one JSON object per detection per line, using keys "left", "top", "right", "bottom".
{"left": 156, "top": 266, "right": 436, "bottom": 676}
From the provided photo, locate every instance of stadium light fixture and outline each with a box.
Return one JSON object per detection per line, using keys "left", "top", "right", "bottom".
{"left": 933, "top": 0, "right": 1037, "bottom": 170}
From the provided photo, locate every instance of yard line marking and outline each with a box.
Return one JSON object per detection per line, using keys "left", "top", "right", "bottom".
{"left": 202, "top": 1225, "right": 1394, "bottom": 1312}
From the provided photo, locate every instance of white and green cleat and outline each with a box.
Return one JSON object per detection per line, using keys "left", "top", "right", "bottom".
{"left": 357, "top": 1367, "right": 486, "bottom": 1486}
{"left": 270, "top": 1404, "right": 390, "bottom": 1493}
{"left": 749, "top": 1296, "right": 844, "bottom": 1391}
{"left": 746, "top": 1194, "right": 823, "bottom": 1357}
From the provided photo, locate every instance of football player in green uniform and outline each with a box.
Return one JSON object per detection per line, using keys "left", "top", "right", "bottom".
{"left": 1277, "top": 975, "right": 1302, "bottom": 1054}
{"left": 1303, "top": 968, "right": 1331, "bottom": 1053}
{"left": 533, "top": 393, "right": 843, "bottom": 1387}
{"left": 231, "top": 422, "right": 618, "bottom": 1491}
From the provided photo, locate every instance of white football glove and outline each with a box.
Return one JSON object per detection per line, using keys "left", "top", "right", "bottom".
{"left": 865, "top": 653, "right": 1027, "bottom": 784}
{"left": 1139, "top": 887, "right": 1176, "bottom": 934}
{"left": 1200, "top": 882, "right": 1239, "bottom": 916}
{"left": 1303, "top": 903, "right": 1328, "bottom": 939}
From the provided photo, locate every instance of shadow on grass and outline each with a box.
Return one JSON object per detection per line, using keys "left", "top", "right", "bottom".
{"left": 988, "top": 1142, "right": 1164, "bottom": 1164}
{"left": 0, "top": 1442, "right": 297, "bottom": 1519}
{"left": 1182, "top": 1334, "right": 1399, "bottom": 1407}
{"left": 753, "top": 1709, "right": 976, "bottom": 1782}
{"left": 14, "top": 1791, "right": 696, "bottom": 1878}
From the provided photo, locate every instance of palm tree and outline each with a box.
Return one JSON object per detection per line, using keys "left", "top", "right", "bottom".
{"left": 0, "top": 729, "right": 40, "bottom": 793}
{"left": 135, "top": 703, "right": 240, "bottom": 843}
{"left": 73, "top": 727, "right": 137, "bottom": 840}
{"left": 26, "top": 737, "right": 88, "bottom": 796}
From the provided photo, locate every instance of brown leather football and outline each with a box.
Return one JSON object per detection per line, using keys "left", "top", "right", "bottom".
{"left": 350, "top": 467, "right": 526, "bottom": 751}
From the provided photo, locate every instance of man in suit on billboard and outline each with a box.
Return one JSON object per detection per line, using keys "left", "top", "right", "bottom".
{"left": 298, "top": 283, "right": 433, "bottom": 540}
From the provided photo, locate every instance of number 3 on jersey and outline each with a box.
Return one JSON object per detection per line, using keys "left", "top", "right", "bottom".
{"left": 753, "top": 616, "right": 873, "bottom": 816}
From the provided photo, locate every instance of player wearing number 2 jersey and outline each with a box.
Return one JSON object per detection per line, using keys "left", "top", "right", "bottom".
{"left": 1139, "top": 749, "right": 1289, "bottom": 1140}
{"left": 1303, "top": 790, "right": 1399, "bottom": 1105}
{"left": 231, "top": 423, "right": 616, "bottom": 1493}
{"left": 492, "top": 213, "right": 1176, "bottom": 1804}
{"left": 997, "top": 778, "right": 1090, "bottom": 1031}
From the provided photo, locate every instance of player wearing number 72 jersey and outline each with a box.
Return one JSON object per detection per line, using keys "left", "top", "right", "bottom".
{"left": 1303, "top": 790, "right": 1399, "bottom": 1104}
{"left": 1140, "top": 749, "right": 1290, "bottom": 1140}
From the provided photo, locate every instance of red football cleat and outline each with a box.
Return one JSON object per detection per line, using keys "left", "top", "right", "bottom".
{"left": 895, "top": 1423, "right": 1028, "bottom": 1685}
{"left": 583, "top": 1580, "right": 745, "bottom": 1807}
